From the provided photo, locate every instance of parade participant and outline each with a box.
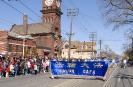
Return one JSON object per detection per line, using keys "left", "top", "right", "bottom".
{"left": 103, "top": 57, "right": 110, "bottom": 81}
{"left": 84, "top": 58, "right": 88, "bottom": 62}
{"left": 112, "top": 58, "right": 115, "bottom": 67}
{"left": 123, "top": 58, "right": 127, "bottom": 68}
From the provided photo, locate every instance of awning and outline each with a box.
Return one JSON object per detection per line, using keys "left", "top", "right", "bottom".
{"left": 44, "top": 49, "right": 51, "bottom": 52}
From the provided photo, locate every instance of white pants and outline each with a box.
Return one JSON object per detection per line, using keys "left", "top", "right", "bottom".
{"left": 6, "top": 72, "right": 9, "bottom": 78}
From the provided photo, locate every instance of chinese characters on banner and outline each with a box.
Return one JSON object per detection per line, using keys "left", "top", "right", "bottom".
{"left": 51, "top": 61, "right": 109, "bottom": 77}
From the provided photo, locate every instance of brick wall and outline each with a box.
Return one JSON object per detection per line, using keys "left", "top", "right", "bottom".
{"left": 0, "top": 31, "right": 36, "bottom": 57}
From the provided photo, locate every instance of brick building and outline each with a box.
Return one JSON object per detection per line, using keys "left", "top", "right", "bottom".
{"left": 10, "top": 0, "right": 62, "bottom": 58}
{"left": 0, "top": 30, "right": 36, "bottom": 57}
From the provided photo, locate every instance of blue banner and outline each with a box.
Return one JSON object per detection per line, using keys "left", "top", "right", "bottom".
{"left": 50, "top": 61, "right": 109, "bottom": 77}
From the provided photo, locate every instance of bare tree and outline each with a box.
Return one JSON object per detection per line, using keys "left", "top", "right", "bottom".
{"left": 97, "top": 0, "right": 133, "bottom": 31}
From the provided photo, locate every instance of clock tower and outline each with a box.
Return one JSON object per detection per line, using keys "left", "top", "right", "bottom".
{"left": 40, "top": 0, "right": 63, "bottom": 57}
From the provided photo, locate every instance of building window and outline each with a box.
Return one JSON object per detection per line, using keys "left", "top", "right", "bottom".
{"left": 65, "top": 44, "right": 69, "bottom": 49}
{"left": 45, "top": 18, "right": 47, "bottom": 22}
{"left": 54, "top": 40, "right": 58, "bottom": 48}
{"left": 16, "top": 45, "right": 19, "bottom": 52}
{"left": 28, "top": 47, "right": 31, "bottom": 54}
{"left": 55, "top": 29, "right": 58, "bottom": 37}
{"left": 83, "top": 45, "right": 86, "bottom": 49}
{"left": 50, "top": 17, "right": 53, "bottom": 21}
{"left": 88, "top": 52, "right": 92, "bottom": 56}
{"left": 8, "top": 44, "right": 12, "bottom": 52}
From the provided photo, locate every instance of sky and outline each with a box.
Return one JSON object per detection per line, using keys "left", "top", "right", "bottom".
{"left": 0, "top": 0, "right": 131, "bottom": 55}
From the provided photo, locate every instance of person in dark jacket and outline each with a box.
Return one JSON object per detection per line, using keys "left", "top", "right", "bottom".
{"left": 14, "top": 61, "right": 18, "bottom": 77}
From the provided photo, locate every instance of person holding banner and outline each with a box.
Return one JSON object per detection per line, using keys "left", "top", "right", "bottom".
{"left": 103, "top": 57, "right": 110, "bottom": 81}
{"left": 50, "top": 57, "right": 109, "bottom": 80}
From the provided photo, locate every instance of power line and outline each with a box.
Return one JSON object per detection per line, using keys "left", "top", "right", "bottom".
{"left": 2, "top": 0, "right": 52, "bottom": 30}
{"left": 2, "top": 0, "right": 37, "bottom": 23}
{"left": 0, "top": 18, "right": 14, "bottom": 24}
{"left": 0, "top": 21, "right": 11, "bottom": 27}
{"left": 18, "top": 0, "right": 42, "bottom": 19}
{"left": 18, "top": 0, "right": 61, "bottom": 32}
{"left": 67, "top": 0, "right": 96, "bottom": 32}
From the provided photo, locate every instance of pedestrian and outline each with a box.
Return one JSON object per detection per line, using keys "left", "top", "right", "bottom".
{"left": 3, "top": 58, "right": 8, "bottom": 77}
{"left": 46, "top": 59, "right": 50, "bottom": 72}
{"left": 34, "top": 62, "right": 37, "bottom": 75}
{"left": 14, "top": 61, "right": 18, "bottom": 77}
{"left": 27, "top": 60, "right": 31, "bottom": 74}
{"left": 24, "top": 61, "right": 28, "bottom": 75}
{"left": 37, "top": 59, "right": 42, "bottom": 74}
{"left": 5, "top": 64, "right": 10, "bottom": 78}
{"left": 0, "top": 59, "right": 3, "bottom": 78}
{"left": 30, "top": 60, "right": 34, "bottom": 74}
{"left": 42, "top": 61, "right": 47, "bottom": 73}
{"left": 9, "top": 63, "right": 14, "bottom": 77}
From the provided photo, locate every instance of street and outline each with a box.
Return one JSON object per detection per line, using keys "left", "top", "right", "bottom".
{"left": 0, "top": 66, "right": 133, "bottom": 87}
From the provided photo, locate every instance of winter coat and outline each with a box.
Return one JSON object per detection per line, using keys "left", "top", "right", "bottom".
{"left": 43, "top": 62, "right": 47, "bottom": 70}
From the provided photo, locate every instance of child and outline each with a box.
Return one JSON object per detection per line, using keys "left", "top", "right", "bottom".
{"left": 5, "top": 65, "right": 10, "bottom": 78}
{"left": 34, "top": 62, "right": 37, "bottom": 75}
{"left": 43, "top": 61, "right": 47, "bottom": 73}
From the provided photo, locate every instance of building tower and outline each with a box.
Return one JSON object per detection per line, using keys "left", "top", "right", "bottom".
{"left": 40, "top": 0, "right": 63, "bottom": 57}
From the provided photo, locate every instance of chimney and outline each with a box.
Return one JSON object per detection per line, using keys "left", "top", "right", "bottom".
{"left": 23, "top": 14, "right": 27, "bottom": 35}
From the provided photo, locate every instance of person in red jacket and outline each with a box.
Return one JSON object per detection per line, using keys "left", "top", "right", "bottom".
{"left": 0, "top": 58, "right": 3, "bottom": 78}
{"left": 30, "top": 60, "right": 34, "bottom": 74}
{"left": 5, "top": 64, "right": 10, "bottom": 78}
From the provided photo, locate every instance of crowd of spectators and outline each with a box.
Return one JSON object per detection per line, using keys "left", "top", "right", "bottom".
{"left": 0, "top": 56, "right": 50, "bottom": 78}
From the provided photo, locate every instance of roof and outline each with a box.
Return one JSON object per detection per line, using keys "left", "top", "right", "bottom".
{"left": 10, "top": 22, "right": 53, "bottom": 35}
{"left": 8, "top": 32, "right": 33, "bottom": 39}
{"left": 64, "top": 41, "right": 97, "bottom": 52}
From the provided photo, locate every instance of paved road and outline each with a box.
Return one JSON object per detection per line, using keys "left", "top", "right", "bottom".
{"left": 0, "top": 67, "right": 121, "bottom": 87}
{"left": 105, "top": 65, "right": 133, "bottom": 87}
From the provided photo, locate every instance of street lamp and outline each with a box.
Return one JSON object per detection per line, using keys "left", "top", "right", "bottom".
{"left": 17, "top": 35, "right": 33, "bottom": 59}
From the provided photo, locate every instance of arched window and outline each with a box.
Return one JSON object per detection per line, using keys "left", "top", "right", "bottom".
{"left": 44, "top": 18, "right": 47, "bottom": 22}
{"left": 65, "top": 44, "right": 69, "bottom": 49}
{"left": 54, "top": 40, "right": 58, "bottom": 48}
{"left": 50, "top": 17, "right": 53, "bottom": 21}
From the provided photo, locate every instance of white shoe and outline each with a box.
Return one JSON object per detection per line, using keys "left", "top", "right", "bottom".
{"left": 51, "top": 76, "right": 54, "bottom": 79}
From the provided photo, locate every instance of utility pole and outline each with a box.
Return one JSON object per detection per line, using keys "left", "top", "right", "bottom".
{"left": 105, "top": 45, "right": 108, "bottom": 52}
{"left": 67, "top": 8, "right": 78, "bottom": 60}
{"left": 98, "top": 39, "right": 102, "bottom": 58}
{"left": 89, "top": 32, "right": 97, "bottom": 58}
